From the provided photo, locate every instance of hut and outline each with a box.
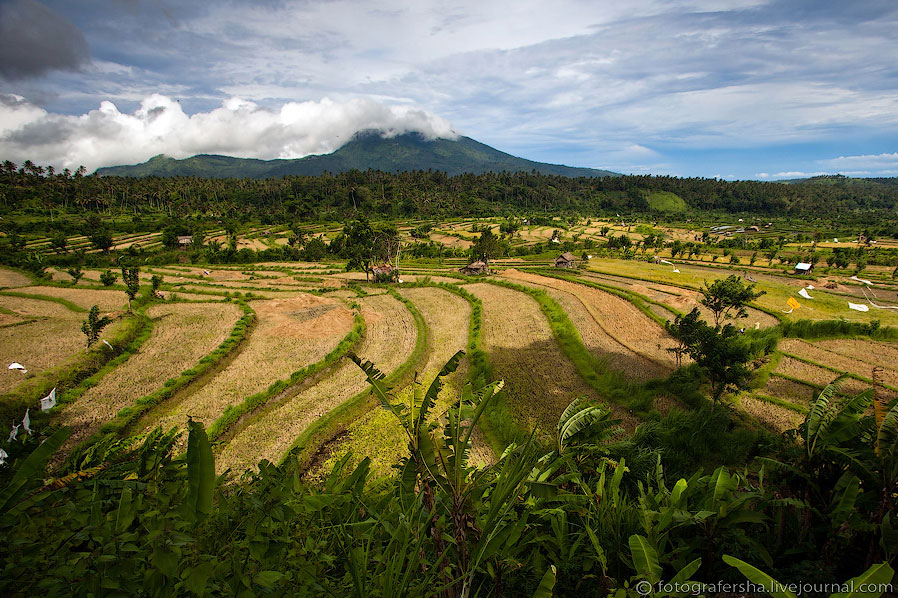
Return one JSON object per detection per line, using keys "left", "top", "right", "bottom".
{"left": 177, "top": 235, "right": 192, "bottom": 248}
{"left": 372, "top": 264, "right": 398, "bottom": 283}
{"left": 793, "top": 262, "right": 813, "bottom": 275}
{"left": 554, "top": 252, "right": 578, "bottom": 269}
{"left": 460, "top": 260, "right": 489, "bottom": 275}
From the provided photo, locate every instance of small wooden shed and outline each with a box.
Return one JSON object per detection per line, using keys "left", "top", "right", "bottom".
{"left": 554, "top": 252, "right": 578, "bottom": 269}
{"left": 177, "top": 235, "right": 192, "bottom": 247}
{"left": 460, "top": 260, "right": 490, "bottom": 275}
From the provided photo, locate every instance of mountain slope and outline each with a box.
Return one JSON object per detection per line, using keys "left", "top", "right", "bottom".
{"left": 95, "top": 132, "right": 619, "bottom": 178}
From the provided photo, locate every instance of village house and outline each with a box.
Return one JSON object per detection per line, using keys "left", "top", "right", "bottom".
{"left": 177, "top": 235, "right": 193, "bottom": 248}
{"left": 554, "top": 252, "right": 577, "bottom": 269}
{"left": 793, "top": 261, "right": 813, "bottom": 275}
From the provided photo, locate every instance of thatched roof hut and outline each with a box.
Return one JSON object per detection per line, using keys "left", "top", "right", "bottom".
{"left": 372, "top": 264, "right": 398, "bottom": 283}
{"left": 460, "top": 260, "right": 490, "bottom": 275}
{"left": 554, "top": 252, "right": 577, "bottom": 268}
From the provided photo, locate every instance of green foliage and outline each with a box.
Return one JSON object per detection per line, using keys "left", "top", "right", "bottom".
{"left": 81, "top": 304, "right": 113, "bottom": 348}
{"left": 699, "top": 275, "right": 765, "bottom": 327}
{"left": 121, "top": 265, "right": 140, "bottom": 308}
{"left": 99, "top": 268, "right": 117, "bottom": 286}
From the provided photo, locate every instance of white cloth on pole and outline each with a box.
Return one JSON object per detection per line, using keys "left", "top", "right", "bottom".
{"left": 672, "top": 268, "right": 680, "bottom": 273}
{"left": 863, "top": 287, "right": 898, "bottom": 310}
{"left": 8, "top": 362, "right": 26, "bottom": 373}
{"left": 660, "top": 259, "right": 673, "bottom": 265}
{"left": 781, "top": 307, "right": 794, "bottom": 314}
{"left": 41, "top": 387, "right": 57, "bottom": 411}
{"left": 848, "top": 302, "right": 869, "bottom": 312}
{"left": 806, "top": 285, "right": 814, "bottom": 290}
{"left": 850, "top": 275, "right": 873, "bottom": 285}
{"left": 8, "top": 423, "right": 19, "bottom": 443}
{"left": 0, "top": 448, "right": 7, "bottom": 465}
{"left": 798, "top": 288, "right": 813, "bottom": 299}
{"left": 22, "top": 409, "right": 31, "bottom": 436}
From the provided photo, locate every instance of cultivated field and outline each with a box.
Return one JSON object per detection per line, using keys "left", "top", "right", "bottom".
{"left": 216, "top": 292, "right": 418, "bottom": 475}
{"left": 467, "top": 282, "right": 638, "bottom": 436}
{"left": 141, "top": 294, "right": 355, "bottom": 447}
{"left": 57, "top": 302, "right": 242, "bottom": 449}
{"left": 314, "top": 286, "right": 472, "bottom": 477}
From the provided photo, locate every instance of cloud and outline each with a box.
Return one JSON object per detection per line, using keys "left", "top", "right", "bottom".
{"left": 0, "top": 93, "right": 458, "bottom": 171}
{"left": 817, "top": 152, "right": 898, "bottom": 175}
{"left": 0, "top": 0, "right": 90, "bottom": 80}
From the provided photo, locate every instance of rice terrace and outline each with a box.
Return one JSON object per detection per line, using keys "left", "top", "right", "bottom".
{"left": 4, "top": 1, "right": 898, "bottom": 594}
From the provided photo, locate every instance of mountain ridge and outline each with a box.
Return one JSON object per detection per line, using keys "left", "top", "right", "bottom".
{"left": 95, "top": 131, "right": 620, "bottom": 178}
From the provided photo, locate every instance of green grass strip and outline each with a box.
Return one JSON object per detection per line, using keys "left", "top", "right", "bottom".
{"left": 284, "top": 287, "right": 429, "bottom": 472}
{"left": 206, "top": 310, "right": 365, "bottom": 442}
{"left": 68, "top": 301, "right": 255, "bottom": 458}
{"left": 0, "top": 290, "right": 88, "bottom": 313}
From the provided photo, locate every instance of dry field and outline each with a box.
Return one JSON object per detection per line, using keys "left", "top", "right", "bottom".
{"left": 315, "top": 286, "right": 471, "bottom": 477}
{"left": 0, "top": 296, "right": 123, "bottom": 392}
{"left": 142, "top": 295, "right": 355, "bottom": 446}
{"left": 57, "top": 302, "right": 242, "bottom": 450}
{"left": 216, "top": 292, "right": 418, "bottom": 475}
{"left": 779, "top": 339, "right": 898, "bottom": 388}
{"left": 740, "top": 396, "right": 804, "bottom": 432}
{"left": 773, "top": 356, "right": 869, "bottom": 395}
{"left": 466, "top": 282, "right": 639, "bottom": 436}
{"left": 578, "top": 270, "right": 779, "bottom": 328}
{"left": 429, "top": 233, "right": 473, "bottom": 249}
{"left": 814, "top": 339, "right": 898, "bottom": 376}
{"left": 502, "top": 270, "right": 678, "bottom": 377}
{"left": 23, "top": 286, "right": 127, "bottom": 311}
{"left": 0, "top": 268, "right": 31, "bottom": 288}
{"left": 762, "top": 376, "right": 816, "bottom": 407}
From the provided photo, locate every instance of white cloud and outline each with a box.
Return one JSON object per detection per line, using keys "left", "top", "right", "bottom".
{"left": 0, "top": 94, "right": 457, "bottom": 171}
{"left": 817, "top": 152, "right": 898, "bottom": 172}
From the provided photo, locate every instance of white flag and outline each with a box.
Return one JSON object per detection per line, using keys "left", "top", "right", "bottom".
{"left": 806, "top": 285, "right": 815, "bottom": 290}
{"left": 8, "top": 362, "right": 26, "bottom": 373}
{"left": 41, "top": 387, "right": 57, "bottom": 411}
{"left": 850, "top": 275, "right": 873, "bottom": 286}
{"left": 22, "top": 409, "right": 32, "bottom": 436}
{"left": 0, "top": 447, "right": 7, "bottom": 465}
{"left": 7, "top": 423, "right": 19, "bottom": 443}
{"left": 798, "top": 288, "right": 813, "bottom": 299}
{"left": 848, "top": 302, "right": 869, "bottom": 312}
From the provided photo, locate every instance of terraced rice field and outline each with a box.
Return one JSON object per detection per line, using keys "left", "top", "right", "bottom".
{"left": 315, "top": 286, "right": 471, "bottom": 477}
{"left": 761, "top": 376, "right": 815, "bottom": 407}
{"left": 772, "top": 356, "right": 869, "bottom": 395}
{"left": 502, "top": 270, "right": 677, "bottom": 379}
{"left": 216, "top": 292, "right": 418, "bottom": 475}
{"left": 740, "top": 396, "right": 804, "bottom": 432}
{"left": 466, "top": 282, "right": 638, "bottom": 436}
{"left": 813, "top": 339, "right": 898, "bottom": 382}
{"left": 142, "top": 295, "right": 355, "bottom": 447}
{"left": 21, "top": 286, "right": 127, "bottom": 311}
{"left": 58, "top": 302, "right": 242, "bottom": 449}
{"left": 0, "top": 296, "right": 121, "bottom": 392}
{"left": 779, "top": 339, "right": 898, "bottom": 388}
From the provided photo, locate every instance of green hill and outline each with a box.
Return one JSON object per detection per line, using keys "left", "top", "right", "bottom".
{"left": 95, "top": 131, "right": 619, "bottom": 179}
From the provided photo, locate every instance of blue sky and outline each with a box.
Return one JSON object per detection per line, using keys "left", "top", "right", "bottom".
{"left": 1, "top": 0, "right": 897, "bottom": 179}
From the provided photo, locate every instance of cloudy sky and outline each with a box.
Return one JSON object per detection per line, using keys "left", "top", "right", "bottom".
{"left": 1, "top": 0, "right": 897, "bottom": 179}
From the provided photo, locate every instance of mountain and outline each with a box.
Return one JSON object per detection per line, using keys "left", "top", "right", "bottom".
{"left": 95, "top": 131, "right": 619, "bottom": 178}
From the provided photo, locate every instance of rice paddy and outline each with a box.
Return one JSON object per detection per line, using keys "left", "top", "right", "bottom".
{"left": 215, "top": 292, "right": 418, "bottom": 475}
{"left": 141, "top": 295, "right": 355, "bottom": 446}
{"left": 57, "top": 302, "right": 242, "bottom": 449}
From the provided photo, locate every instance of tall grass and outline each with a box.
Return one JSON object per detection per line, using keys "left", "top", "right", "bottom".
{"left": 780, "top": 318, "right": 898, "bottom": 340}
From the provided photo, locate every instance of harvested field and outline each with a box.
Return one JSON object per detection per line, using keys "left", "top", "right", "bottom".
{"left": 763, "top": 376, "right": 816, "bottom": 407}
{"left": 143, "top": 295, "right": 355, "bottom": 447}
{"left": 0, "top": 296, "right": 109, "bottom": 392}
{"left": 579, "top": 270, "right": 779, "bottom": 328}
{"left": 814, "top": 339, "right": 898, "bottom": 376}
{"left": 780, "top": 339, "right": 898, "bottom": 388}
{"left": 773, "top": 356, "right": 869, "bottom": 395}
{"left": 430, "top": 233, "right": 473, "bottom": 249}
{"left": 316, "top": 286, "right": 471, "bottom": 477}
{"left": 23, "top": 286, "right": 126, "bottom": 311}
{"left": 466, "top": 282, "right": 638, "bottom": 436}
{"left": 216, "top": 292, "right": 418, "bottom": 474}
{"left": 57, "top": 302, "right": 242, "bottom": 450}
{"left": 502, "top": 270, "right": 678, "bottom": 377}
{"left": 740, "top": 396, "right": 803, "bottom": 432}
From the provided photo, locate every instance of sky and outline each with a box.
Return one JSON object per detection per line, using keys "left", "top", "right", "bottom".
{"left": 1, "top": 0, "right": 897, "bottom": 180}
